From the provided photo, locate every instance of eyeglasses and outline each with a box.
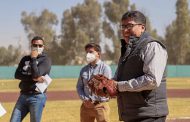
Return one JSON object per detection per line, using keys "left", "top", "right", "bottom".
{"left": 32, "top": 44, "right": 44, "bottom": 48}
{"left": 120, "top": 23, "right": 142, "bottom": 30}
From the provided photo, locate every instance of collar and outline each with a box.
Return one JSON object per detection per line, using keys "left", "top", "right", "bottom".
{"left": 89, "top": 59, "right": 101, "bottom": 68}
{"left": 37, "top": 52, "right": 46, "bottom": 58}
{"left": 138, "top": 31, "right": 150, "bottom": 41}
{"left": 120, "top": 31, "right": 150, "bottom": 46}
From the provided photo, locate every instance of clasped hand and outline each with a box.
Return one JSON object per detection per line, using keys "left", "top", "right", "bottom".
{"left": 31, "top": 50, "right": 38, "bottom": 58}
{"left": 33, "top": 76, "right": 45, "bottom": 83}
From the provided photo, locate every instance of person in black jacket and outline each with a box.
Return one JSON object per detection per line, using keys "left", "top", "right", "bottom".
{"left": 10, "top": 36, "right": 51, "bottom": 122}
{"left": 114, "top": 11, "right": 168, "bottom": 122}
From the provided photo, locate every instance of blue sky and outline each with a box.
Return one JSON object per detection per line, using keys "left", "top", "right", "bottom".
{"left": 0, "top": 0, "right": 189, "bottom": 49}
{"left": 130, "top": 0, "right": 179, "bottom": 36}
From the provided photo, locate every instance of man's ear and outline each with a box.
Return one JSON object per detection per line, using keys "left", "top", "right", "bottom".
{"left": 142, "top": 25, "right": 146, "bottom": 31}
{"left": 97, "top": 52, "right": 101, "bottom": 57}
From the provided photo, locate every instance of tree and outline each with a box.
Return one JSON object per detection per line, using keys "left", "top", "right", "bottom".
{"left": 165, "top": 21, "right": 178, "bottom": 64}
{"left": 165, "top": 0, "right": 190, "bottom": 64}
{"left": 19, "top": 0, "right": 162, "bottom": 65}
{"left": 21, "top": 9, "right": 59, "bottom": 64}
{"left": 146, "top": 18, "right": 162, "bottom": 41}
{"left": 103, "top": 0, "right": 161, "bottom": 63}
{"left": 103, "top": 0, "right": 130, "bottom": 63}
{"left": 60, "top": 0, "right": 101, "bottom": 64}
{"left": 0, "top": 45, "right": 21, "bottom": 66}
{"left": 21, "top": 9, "right": 58, "bottom": 46}
{"left": 175, "top": 0, "right": 190, "bottom": 64}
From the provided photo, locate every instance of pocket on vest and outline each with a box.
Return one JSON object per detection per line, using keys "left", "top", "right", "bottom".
{"left": 121, "top": 91, "right": 147, "bottom": 107}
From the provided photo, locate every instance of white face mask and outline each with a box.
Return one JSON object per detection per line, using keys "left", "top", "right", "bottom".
{"left": 31, "top": 47, "right": 44, "bottom": 54}
{"left": 86, "top": 53, "right": 96, "bottom": 63}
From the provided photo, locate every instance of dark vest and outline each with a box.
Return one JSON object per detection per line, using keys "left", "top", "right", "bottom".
{"left": 116, "top": 33, "right": 169, "bottom": 121}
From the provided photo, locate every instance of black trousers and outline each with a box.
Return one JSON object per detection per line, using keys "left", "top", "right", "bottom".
{"left": 125, "top": 116, "right": 167, "bottom": 122}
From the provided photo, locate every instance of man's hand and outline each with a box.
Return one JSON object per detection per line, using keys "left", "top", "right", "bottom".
{"left": 88, "top": 74, "right": 118, "bottom": 98}
{"left": 33, "top": 76, "right": 45, "bottom": 83}
{"left": 31, "top": 50, "right": 38, "bottom": 58}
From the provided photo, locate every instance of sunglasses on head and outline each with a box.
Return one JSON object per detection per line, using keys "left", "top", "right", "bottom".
{"left": 32, "top": 44, "right": 44, "bottom": 48}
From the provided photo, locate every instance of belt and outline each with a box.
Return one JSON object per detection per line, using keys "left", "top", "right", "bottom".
{"left": 93, "top": 101, "right": 101, "bottom": 105}
{"left": 21, "top": 90, "right": 42, "bottom": 95}
{"left": 93, "top": 100, "right": 108, "bottom": 105}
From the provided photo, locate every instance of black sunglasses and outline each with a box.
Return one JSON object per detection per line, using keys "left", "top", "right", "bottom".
{"left": 32, "top": 44, "right": 44, "bottom": 48}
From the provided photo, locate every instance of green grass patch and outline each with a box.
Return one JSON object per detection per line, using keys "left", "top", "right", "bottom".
{"left": 1, "top": 98, "right": 190, "bottom": 122}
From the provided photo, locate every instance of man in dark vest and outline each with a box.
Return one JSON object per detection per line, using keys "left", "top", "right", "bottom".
{"left": 113, "top": 11, "right": 169, "bottom": 122}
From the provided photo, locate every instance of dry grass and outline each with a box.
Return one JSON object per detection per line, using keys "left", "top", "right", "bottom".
{"left": 1, "top": 98, "right": 190, "bottom": 122}
{"left": 167, "top": 98, "right": 190, "bottom": 118}
{"left": 0, "top": 78, "right": 77, "bottom": 92}
{"left": 0, "top": 78, "right": 190, "bottom": 92}
{"left": 167, "top": 78, "right": 190, "bottom": 89}
{"left": 0, "top": 78, "right": 190, "bottom": 121}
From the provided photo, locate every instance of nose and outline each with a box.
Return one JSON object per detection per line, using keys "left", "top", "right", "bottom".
{"left": 123, "top": 29, "right": 130, "bottom": 35}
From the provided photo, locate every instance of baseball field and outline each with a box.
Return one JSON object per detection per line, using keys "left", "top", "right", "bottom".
{"left": 0, "top": 78, "right": 190, "bottom": 122}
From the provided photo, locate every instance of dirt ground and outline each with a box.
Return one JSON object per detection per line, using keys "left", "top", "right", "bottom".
{"left": 0, "top": 89, "right": 190, "bottom": 122}
{"left": 0, "top": 89, "right": 189, "bottom": 102}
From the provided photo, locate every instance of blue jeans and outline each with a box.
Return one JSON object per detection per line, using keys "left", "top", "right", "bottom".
{"left": 10, "top": 93, "right": 46, "bottom": 122}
